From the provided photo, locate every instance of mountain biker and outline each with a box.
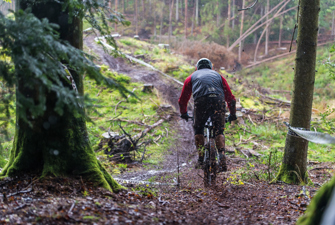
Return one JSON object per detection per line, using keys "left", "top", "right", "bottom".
{"left": 178, "top": 58, "right": 237, "bottom": 172}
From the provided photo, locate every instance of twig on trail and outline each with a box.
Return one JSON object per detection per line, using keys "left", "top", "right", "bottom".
{"left": 109, "top": 118, "right": 150, "bottom": 127}
{"left": 80, "top": 176, "right": 86, "bottom": 192}
{"left": 107, "top": 113, "right": 122, "bottom": 121}
{"left": 115, "top": 100, "right": 126, "bottom": 114}
{"left": 238, "top": 0, "right": 258, "bottom": 11}
{"left": 268, "top": 151, "right": 272, "bottom": 181}
{"left": 96, "top": 87, "right": 103, "bottom": 97}
{"left": 236, "top": 147, "right": 249, "bottom": 159}
{"left": 244, "top": 181, "right": 256, "bottom": 186}
{"left": 248, "top": 115, "right": 256, "bottom": 126}
{"left": 68, "top": 202, "right": 75, "bottom": 214}
{"left": 253, "top": 172, "right": 260, "bottom": 180}
{"left": 309, "top": 167, "right": 333, "bottom": 171}
{"left": 165, "top": 128, "right": 169, "bottom": 137}
{"left": 14, "top": 203, "right": 28, "bottom": 211}
{"left": 177, "top": 145, "right": 181, "bottom": 188}
{"left": 140, "top": 142, "right": 150, "bottom": 162}
{"left": 8, "top": 188, "right": 33, "bottom": 197}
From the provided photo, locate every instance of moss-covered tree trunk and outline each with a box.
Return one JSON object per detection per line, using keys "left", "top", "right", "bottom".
{"left": 297, "top": 176, "right": 335, "bottom": 225}
{"left": 274, "top": 0, "right": 320, "bottom": 184}
{"left": 1, "top": 0, "right": 122, "bottom": 192}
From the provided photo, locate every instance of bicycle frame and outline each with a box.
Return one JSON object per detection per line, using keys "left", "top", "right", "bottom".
{"left": 203, "top": 116, "right": 219, "bottom": 186}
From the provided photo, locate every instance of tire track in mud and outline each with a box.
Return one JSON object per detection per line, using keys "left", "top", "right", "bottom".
{"left": 84, "top": 35, "right": 196, "bottom": 182}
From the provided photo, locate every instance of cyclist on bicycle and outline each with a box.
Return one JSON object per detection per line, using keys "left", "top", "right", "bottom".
{"left": 178, "top": 58, "right": 237, "bottom": 172}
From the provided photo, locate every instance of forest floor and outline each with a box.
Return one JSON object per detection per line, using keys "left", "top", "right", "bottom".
{"left": 0, "top": 35, "right": 333, "bottom": 224}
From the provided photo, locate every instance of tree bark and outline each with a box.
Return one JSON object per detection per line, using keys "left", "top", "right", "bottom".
{"left": 216, "top": 0, "right": 220, "bottom": 27}
{"left": 1, "top": 0, "right": 122, "bottom": 192}
{"left": 141, "top": 0, "right": 145, "bottom": 16}
{"left": 265, "top": 0, "right": 270, "bottom": 55}
{"left": 278, "top": 15, "right": 283, "bottom": 48}
{"left": 232, "top": 0, "right": 235, "bottom": 29}
{"left": 227, "top": 0, "right": 231, "bottom": 48}
{"left": 135, "top": 0, "right": 138, "bottom": 35}
{"left": 169, "top": 0, "right": 175, "bottom": 44}
{"left": 238, "top": 0, "right": 245, "bottom": 62}
{"left": 184, "top": 0, "right": 187, "bottom": 39}
{"left": 115, "top": 0, "right": 118, "bottom": 32}
{"left": 195, "top": 0, "right": 198, "bottom": 26}
{"left": 176, "top": 0, "right": 179, "bottom": 21}
{"left": 274, "top": 0, "right": 320, "bottom": 184}
{"left": 332, "top": 11, "right": 335, "bottom": 36}
{"left": 191, "top": 0, "right": 195, "bottom": 36}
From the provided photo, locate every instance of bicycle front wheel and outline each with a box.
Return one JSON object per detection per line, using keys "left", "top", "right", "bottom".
{"left": 203, "top": 139, "right": 217, "bottom": 187}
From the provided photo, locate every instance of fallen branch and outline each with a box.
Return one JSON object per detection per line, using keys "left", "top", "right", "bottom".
{"left": 309, "top": 167, "right": 333, "bottom": 171}
{"left": 133, "top": 115, "right": 171, "bottom": 139}
{"left": 109, "top": 118, "right": 150, "bottom": 127}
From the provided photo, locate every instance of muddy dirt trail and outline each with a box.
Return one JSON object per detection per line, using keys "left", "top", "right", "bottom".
{"left": 83, "top": 36, "right": 322, "bottom": 224}
{"left": 84, "top": 35, "right": 196, "bottom": 181}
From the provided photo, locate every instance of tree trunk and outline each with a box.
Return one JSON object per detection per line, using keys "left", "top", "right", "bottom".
{"left": 135, "top": 0, "right": 138, "bottom": 35}
{"left": 141, "top": 0, "right": 145, "bottom": 16}
{"left": 191, "top": 0, "right": 196, "bottom": 36}
{"left": 232, "top": 0, "right": 235, "bottom": 29}
{"left": 184, "top": 0, "right": 187, "bottom": 39}
{"left": 159, "top": 11, "right": 163, "bottom": 43}
{"left": 176, "top": 0, "right": 179, "bottom": 21}
{"left": 227, "top": 0, "right": 231, "bottom": 48}
{"left": 115, "top": 0, "right": 118, "bottom": 32}
{"left": 265, "top": 0, "right": 270, "bottom": 55}
{"left": 1, "top": 0, "right": 122, "bottom": 192}
{"left": 332, "top": 11, "right": 335, "bottom": 36}
{"left": 195, "top": 0, "right": 198, "bottom": 26}
{"left": 216, "top": 0, "right": 220, "bottom": 27}
{"left": 274, "top": 0, "right": 320, "bottom": 184}
{"left": 169, "top": 0, "right": 175, "bottom": 44}
{"left": 278, "top": 15, "right": 283, "bottom": 48}
{"left": 238, "top": 0, "right": 245, "bottom": 62}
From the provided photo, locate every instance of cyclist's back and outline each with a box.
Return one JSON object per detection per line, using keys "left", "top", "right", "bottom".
{"left": 178, "top": 58, "right": 237, "bottom": 171}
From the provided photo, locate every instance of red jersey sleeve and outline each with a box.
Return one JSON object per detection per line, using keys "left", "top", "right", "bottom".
{"left": 221, "top": 76, "right": 236, "bottom": 114}
{"left": 178, "top": 75, "right": 193, "bottom": 114}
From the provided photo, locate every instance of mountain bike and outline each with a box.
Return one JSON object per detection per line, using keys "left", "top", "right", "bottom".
{"left": 187, "top": 115, "right": 224, "bottom": 187}
{"left": 203, "top": 116, "right": 219, "bottom": 187}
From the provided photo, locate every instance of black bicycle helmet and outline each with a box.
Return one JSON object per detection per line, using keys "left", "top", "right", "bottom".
{"left": 196, "top": 58, "right": 213, "bottom": 70}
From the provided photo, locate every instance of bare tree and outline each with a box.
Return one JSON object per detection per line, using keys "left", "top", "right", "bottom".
{"left": 332, "top": 11, "right": 335, "bottom": 35}
{"left": 169, "top": 0, "right": 175, "bottom": 44}
{"left": 195, "top": 0, "right": 198, "bottom": 26}
{"left": 274, "top": 0, "right": 321, "bottom": 185}
{"left": 115, "top": 0, "right": 118, "bottom": 32}
{"left": 265, "top": 0, "right": 270, "bottom": 55}
{"left": 278, "top": 15, "right": 283, "bottom": 48}
{"left": 185, "top": 0, "right": 188, "bottom": 38}
{"left": 135, "top": 0, "right": 138, "bottom": 35}
{"left": 216, "top": 0, "right": 220, "bottom": 27}
{"left": 232, "top": 0, "right": 235, "bottom": 29}
{"left": 227, "top": 0, "right": 231, "bottom": 48}
{"left": 238, "top": 0, "right": 245, "bottom": 61}
{"left": 176, "top": 0, "right": 179, "bottom": 21}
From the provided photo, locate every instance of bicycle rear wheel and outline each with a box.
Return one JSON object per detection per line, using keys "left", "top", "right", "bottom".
{"left": 203, "top": 139, "right": 217, "bottom": 187}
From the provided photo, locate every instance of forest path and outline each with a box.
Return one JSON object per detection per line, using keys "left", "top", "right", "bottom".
{"left": 83, "top": 35, "right": 319, "bottom": 224}
{"left": 84, "top": 35, "right": 197, "bottom": 182}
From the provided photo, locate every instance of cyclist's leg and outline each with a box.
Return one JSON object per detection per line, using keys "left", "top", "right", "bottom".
{"left": 211, "top": 97, "right": 227, "bottom": 171}
{"left": 193, "top": 96, "right": 210, "bottom": 168}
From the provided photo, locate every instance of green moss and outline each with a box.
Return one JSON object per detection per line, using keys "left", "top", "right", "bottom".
{"left": 297, "top": 176, "right": 335, "bottom": 225}
{"left": 271, "top": 163, "right": 307, "bottom": 185}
